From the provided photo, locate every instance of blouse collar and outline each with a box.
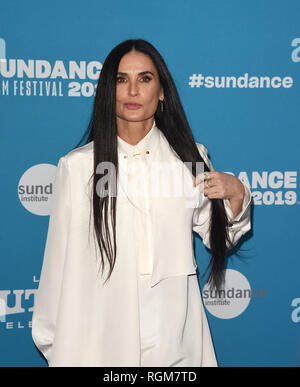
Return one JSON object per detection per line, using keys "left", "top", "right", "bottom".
{"left": 117, "top": 120, "right": 160, "bottom": 161}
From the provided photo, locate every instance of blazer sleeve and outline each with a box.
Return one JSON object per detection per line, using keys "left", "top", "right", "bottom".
{"left": 31, "top": 156, "right": 71, "bottom": 363}
{"left": 192, "top": 143, "right": 252, "bottom": 249}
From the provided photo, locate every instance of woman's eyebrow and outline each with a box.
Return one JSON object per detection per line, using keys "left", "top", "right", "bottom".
{"left": 117, "top": 71, "right": 155, "bottom": 76}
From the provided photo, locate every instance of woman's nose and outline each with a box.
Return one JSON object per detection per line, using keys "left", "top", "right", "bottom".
{"left": 128, "top": 81, "right": 138, "bottom": 96}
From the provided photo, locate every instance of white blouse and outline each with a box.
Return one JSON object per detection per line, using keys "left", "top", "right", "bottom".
{"left": 32, "top": 120, "right": 252, "bottom": 367}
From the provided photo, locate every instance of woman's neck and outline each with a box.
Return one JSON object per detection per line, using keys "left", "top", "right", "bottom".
{"left": 116, "top": 116, "right": 154, "bottom": 146}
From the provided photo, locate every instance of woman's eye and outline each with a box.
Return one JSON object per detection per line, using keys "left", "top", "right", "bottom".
{"left": 116, "top": 77, "right": 126, "bottom": 83}
{"left": 140, "top": 76, "right": 151, "bottom": 82}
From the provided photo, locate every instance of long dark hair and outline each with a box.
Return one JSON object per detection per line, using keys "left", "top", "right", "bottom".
{"left": 74, "top": 39, "right": 238, "bottom": 290}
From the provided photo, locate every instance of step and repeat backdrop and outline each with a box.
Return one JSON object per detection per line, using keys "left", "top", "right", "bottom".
{"left": 0, "top": 0, "right": 299, "bottom": 367}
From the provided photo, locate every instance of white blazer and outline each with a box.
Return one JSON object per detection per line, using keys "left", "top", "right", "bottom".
{"left": 32, "top": 120, "right": 252, "bottom": 366}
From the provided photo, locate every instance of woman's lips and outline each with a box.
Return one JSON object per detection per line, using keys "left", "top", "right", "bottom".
{"left": 124, "top": 103, "right": 142, "bottom": 110}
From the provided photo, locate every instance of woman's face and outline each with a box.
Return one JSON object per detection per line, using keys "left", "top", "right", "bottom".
{"left": 116, "top": 50, "right": 164, "bottom": 124}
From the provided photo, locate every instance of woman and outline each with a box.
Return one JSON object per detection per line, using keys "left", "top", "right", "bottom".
{"left": 32, "top": 39, "right": 251, "bottom": 367}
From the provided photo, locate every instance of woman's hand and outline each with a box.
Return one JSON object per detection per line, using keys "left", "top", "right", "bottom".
{"left": 193, "top": 171, "right": 245, "bottom": 218}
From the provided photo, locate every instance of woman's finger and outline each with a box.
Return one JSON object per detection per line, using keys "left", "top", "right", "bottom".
{"left": 193, "top": 171, "right": 215, "bottom": 187}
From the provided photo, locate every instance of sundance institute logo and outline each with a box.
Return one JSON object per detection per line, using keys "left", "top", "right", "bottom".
{"left": 202, "top": 269, "right": 266, "bottom": 319}
{"left": 18, "top": 163, "right": 57, "bottom": 216}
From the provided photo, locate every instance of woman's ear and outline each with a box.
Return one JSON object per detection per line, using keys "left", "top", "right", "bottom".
{"left": 159, "top": 87, "right": 164, "bottom": 101}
